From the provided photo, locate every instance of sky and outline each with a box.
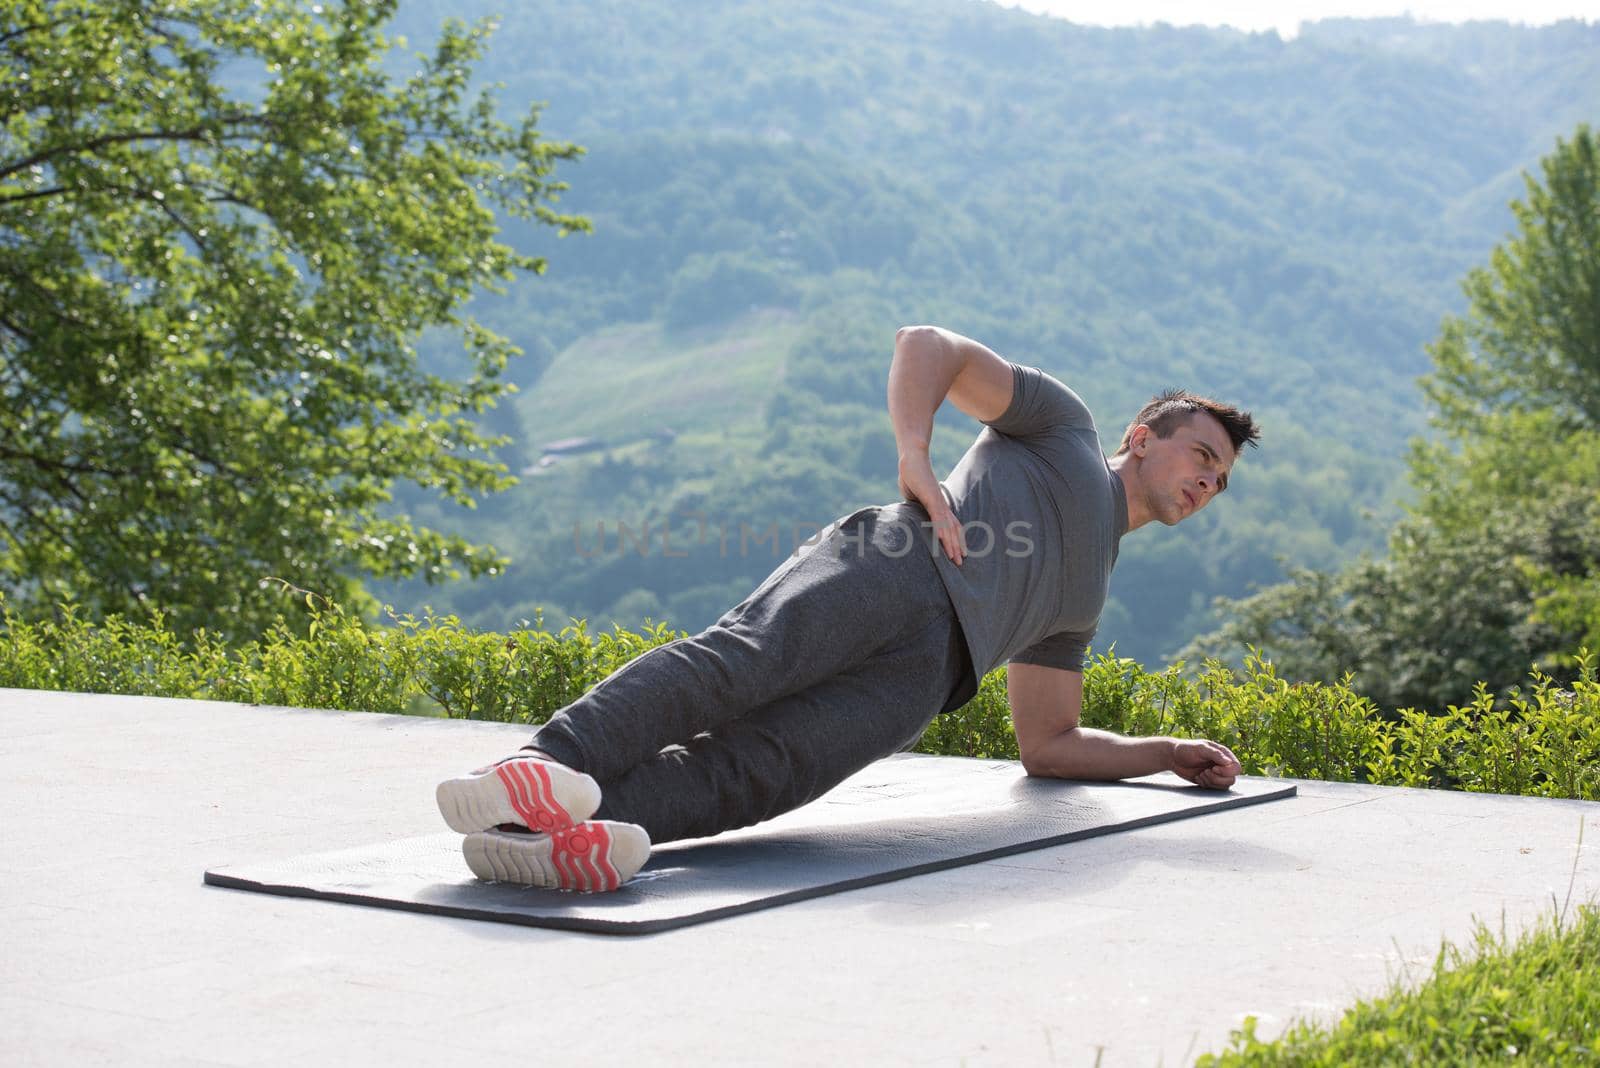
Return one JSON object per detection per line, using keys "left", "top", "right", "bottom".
{"left": 995, "top": 1, "right": 1598, "bottom": 37}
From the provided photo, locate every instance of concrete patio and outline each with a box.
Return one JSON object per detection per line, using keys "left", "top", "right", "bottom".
{"left": 4, "top": 687, "right": 1596, "bottom": 1066}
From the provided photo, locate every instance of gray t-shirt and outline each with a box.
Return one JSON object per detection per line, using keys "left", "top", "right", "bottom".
{"left": 924, "top": 362, "right": 1129, "bottom": 683}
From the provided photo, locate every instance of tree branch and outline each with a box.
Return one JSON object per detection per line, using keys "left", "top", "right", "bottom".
{"left": 149, "top": 193, "right": 211, "bottom": 256}
{"left": 0, "top": 17, "right": 77, "bottom": 50}
{"left": 0, "top": 311, "right": 34, "bottom": 342}
{"left": 0, "top": 185, "right": 67, "bottom": 205}
{"left": 0, "top": 482, "right": 149, "bottom": 609}
{"left": 0, "top": 114, "right": 264, "bottom": 182}
{"left": 0, "top": 264, "right": 131, "bottom": 347}
{"left": 0, "top": 484, "right": 75, "bottom": 558}
{"left": 0, "top": 443, "right": 132, "bottom": 479}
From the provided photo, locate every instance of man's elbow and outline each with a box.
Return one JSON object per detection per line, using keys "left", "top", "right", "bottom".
{"left": 1018, "top": 726, "right": 1080, "bottom": 778}
{"left": 1018, "top": 745, "right": 1059, "bottom": 779}
{"left": 894, "top": 324, "right": 947, "bottom": 356}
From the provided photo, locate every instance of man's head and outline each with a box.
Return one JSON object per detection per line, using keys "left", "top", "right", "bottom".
{"left": 1112, "top": 389, "right": 1260, "bottom": 529}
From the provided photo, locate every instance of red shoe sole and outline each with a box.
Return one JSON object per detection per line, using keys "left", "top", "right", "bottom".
{"left": 495, "top": 760, "right": 578, "bottom": 833}
{"left": 549, "top": 822, "right": 621, "bottom": 891}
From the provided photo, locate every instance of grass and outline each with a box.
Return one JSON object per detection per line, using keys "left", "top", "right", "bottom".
{"left": 1198, "top": 906, "right": 1600, "bottom": 1065}
{"left": 516, "top": 309, "right": 799, "bottom": 445}
{"left": 1199, "top": 824, "right": 1598, "bottom": 1066}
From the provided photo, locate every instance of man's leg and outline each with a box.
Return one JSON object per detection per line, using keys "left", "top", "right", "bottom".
{"left": 589, "top": 604, "right": 970, "bottom": 844}
{"left": 528, "top": 505, "right": 956, "bottom": 784}
{"left": 438, "top": 503, "right": 973, "bottom": 888}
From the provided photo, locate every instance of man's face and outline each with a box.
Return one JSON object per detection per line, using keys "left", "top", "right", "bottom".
{"left": 1133, "top": 413, "right": 1235, "bottom": 525}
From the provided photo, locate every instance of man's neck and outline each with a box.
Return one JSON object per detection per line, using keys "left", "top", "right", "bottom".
{"left": 1106, "top": 452, "right": 1151, "bottom": 532}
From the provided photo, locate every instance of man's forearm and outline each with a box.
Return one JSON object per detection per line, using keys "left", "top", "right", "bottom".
{"left": 1020, "top": 726, "right": 1177, "bottom": 780}
{"left": 887, "top": 326, "right": 964, "bottom": 456}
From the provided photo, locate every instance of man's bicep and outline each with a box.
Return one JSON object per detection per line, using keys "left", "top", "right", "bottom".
{"left": 1007, "top": 662, "right": 1083, "bottom": 751}
{"left": 942, "top": 331, "right": 1016, "bottom": 423}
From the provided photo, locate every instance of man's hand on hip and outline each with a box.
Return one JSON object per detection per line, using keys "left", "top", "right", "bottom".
{"left": 898, "top": 449, "right": 964, "bottom": 565}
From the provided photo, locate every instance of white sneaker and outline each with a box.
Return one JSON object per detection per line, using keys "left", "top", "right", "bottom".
{"left": 462, "top": 821, "right": 652, "bottom": 892}
{"left": 436, "top": 756, "right": 601, "bottom": 835}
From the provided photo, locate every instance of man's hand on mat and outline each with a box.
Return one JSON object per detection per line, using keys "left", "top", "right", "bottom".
{"left": 898, "top": 449, "right": 965, "bottom": 564}
{"left": 1170, "top": 739, "right": 1242, "bottom": 789}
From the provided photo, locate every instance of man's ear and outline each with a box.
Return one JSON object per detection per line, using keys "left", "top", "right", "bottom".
{"left": 1129, "top": 423, "right": 1150, "bottom": 456}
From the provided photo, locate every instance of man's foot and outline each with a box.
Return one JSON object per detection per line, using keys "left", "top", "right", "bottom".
{"left": 462, "top": 821, "right": 651, "bottom": 892}
{"left": 435, "top": 756, "right": 602, "bottom": 835}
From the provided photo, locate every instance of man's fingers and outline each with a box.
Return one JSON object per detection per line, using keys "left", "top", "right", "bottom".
{"left": 932, "top": 511, "right": 964, "bottom": 565}
{"left": 1200, "top": 741, "right": 1242, "bottom": 774}
{"left": 900, "top": 459, "right": 964, "bottom": 566}
{"left": 1185, "top": 754, "right": 1238, "bottom": 789}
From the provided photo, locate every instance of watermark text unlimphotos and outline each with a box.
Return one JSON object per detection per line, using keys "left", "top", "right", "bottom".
{"left": 573, "top": 510, "right": 1035, "bottom": 560}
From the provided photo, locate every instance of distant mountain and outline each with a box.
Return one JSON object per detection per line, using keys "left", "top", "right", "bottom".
{"left": 374, "top": 0, "right": 1600, "bottom": 664}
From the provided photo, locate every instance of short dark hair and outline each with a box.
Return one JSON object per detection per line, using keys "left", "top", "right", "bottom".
{"left": 1114, "top": 389, "right": 1261, "bottom": 456}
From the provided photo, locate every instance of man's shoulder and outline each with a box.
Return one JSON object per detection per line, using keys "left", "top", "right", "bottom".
{"left": 983, "top": 364, "right": 1096, "bottom": 440}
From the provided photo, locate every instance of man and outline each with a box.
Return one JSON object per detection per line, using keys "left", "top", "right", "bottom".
{"left": 436, "top": 325, "right": 1259, "bottom": 891}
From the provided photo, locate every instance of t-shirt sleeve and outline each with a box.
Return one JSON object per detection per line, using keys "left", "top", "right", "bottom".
{"left": 1008, "top": 627, "right": 1095, "bottom": 673}
{"left": 983, "top": 363, "right": 1095, "bottom": 441}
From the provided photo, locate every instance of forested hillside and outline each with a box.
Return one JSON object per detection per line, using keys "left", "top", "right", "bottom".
{"left": 375, "top": 1, "right": 1600, "bottom": 664}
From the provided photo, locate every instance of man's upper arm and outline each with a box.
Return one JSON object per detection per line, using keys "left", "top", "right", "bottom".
{"left": 1007, "top": 661, "right": 1083, "bottom": 762}
{"left": 895, "top": 326, "right": 1094, "bottom": 440}
{"left": 896, "top": 325, "right": 1013, "bottom": 423}
{"left": 941, "top": 331, "right": 1016, "bottom": 424}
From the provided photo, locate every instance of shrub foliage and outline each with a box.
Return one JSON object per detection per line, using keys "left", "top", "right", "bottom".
{"left": 0, "top": 592, "right": 677, "bottom": 723}
{"left": 4, "top": 596, "right": 1596, "bottom": 802}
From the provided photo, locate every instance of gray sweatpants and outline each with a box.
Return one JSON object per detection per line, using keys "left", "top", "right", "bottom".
{"left": 529, "top": 503, "right": 976, "bottom": 844}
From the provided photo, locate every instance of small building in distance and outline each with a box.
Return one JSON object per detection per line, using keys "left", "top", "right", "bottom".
{"left": 539, "top": 436, "right": 605, "bottom": 457}
{"left": 522, "top": 435, "right": 607, "bottom": 476}
{"left": 521, "top": 430, "right": 674, "bottom": 477}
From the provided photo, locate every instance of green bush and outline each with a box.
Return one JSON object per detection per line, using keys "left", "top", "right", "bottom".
{"left": 911, "top": 647, "right": 1600, "bottom": 802}
{"left": 2, "top": 595, "right": 1596, "bottom": 801}
{"left": 0, "top": 594, "right": 683, "bottom": 724}
{"left": 913, "top": 666, "right": 1018, "bottom": 759}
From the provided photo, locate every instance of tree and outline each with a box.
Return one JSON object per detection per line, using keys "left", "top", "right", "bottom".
{"left": 1186, "top": 126, "right": 1600, "bottom": 708}
{"left": 0, "top": 0, "right": 586, "bottom": 637}
{"left": 1423, "top": 126, "right": 1600, "bottom": 435}
{"left": 1185, "top": 412, "right": 1600, "bottom": 709}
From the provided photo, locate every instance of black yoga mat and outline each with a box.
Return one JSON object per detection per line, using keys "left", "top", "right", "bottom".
{"left": 205, "top": 753, "right": 1295, "bottom": 935}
